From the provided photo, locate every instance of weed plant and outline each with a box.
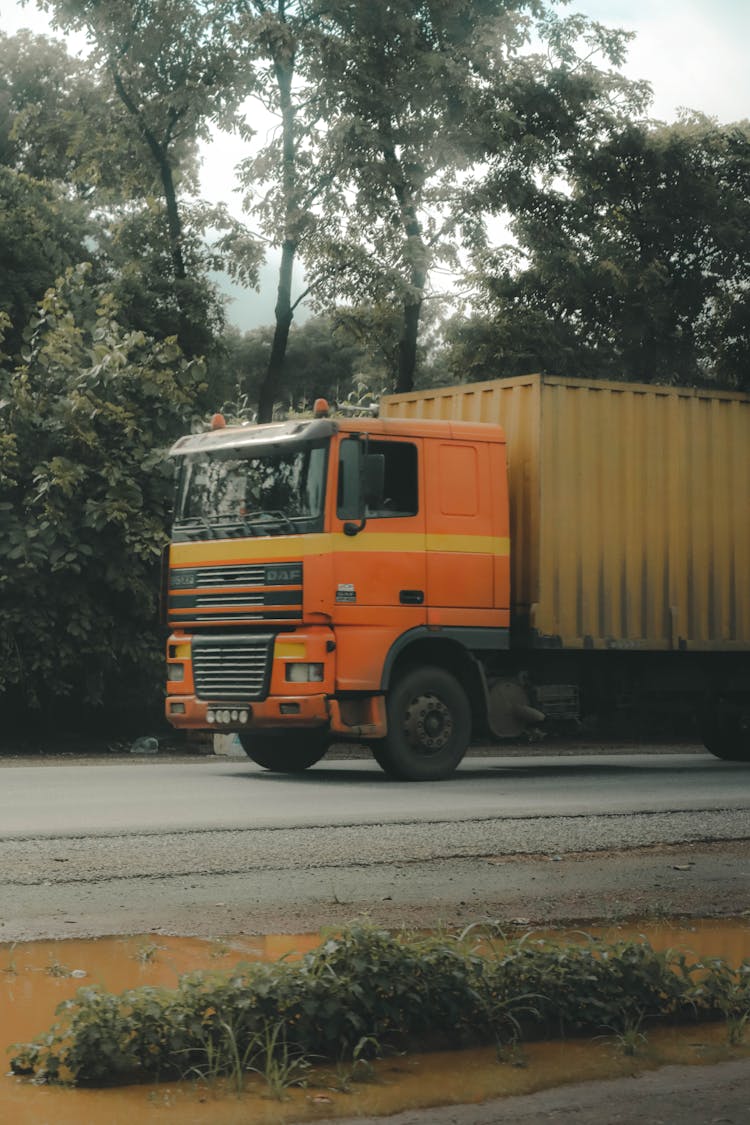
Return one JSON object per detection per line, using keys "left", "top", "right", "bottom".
{"left": 250, "top": 1019, "right": 313, "bottom": 1099}
{"left": 9, "top": 923, "right": 750, "bottom": 1087}
{"left": 595, "top": 1010, "right": 649, "bottom": 1057}
{"left": 133, "top": 941, "right": 162, "bottom": 966}
{"left": 3, "top": 943, "right": 18, "bottom": 976}
{"left": 45, "top": 955, "right": 70, "bottom": 979}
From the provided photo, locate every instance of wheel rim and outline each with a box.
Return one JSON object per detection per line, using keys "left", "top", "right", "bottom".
{"left": 403, "top": 692, "right": 453, "bottom": 756}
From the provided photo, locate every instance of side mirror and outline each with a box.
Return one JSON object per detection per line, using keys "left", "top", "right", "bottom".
{"left": 342, "top": 440, "right": 384, "bottom": 537}
{"left": 362, "top": 453, "right": 385, "bottom": 508}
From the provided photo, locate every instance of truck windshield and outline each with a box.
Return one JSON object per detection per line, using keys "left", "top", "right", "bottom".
{"left": 172, "top": 440, "right": 328, "bottom": 540}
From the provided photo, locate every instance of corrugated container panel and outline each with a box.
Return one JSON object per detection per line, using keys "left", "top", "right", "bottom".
{"left": 382, "top": 375, "right": 750, "bottom": 652}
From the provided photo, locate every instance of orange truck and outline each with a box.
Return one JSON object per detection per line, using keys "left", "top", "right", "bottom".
{"left": 165, "top": 374, "right": 750, "bottom": 778}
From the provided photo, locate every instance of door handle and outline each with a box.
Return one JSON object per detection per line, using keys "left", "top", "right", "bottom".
{"left": 399, "top": 590, "right": 424, "bottom": 605}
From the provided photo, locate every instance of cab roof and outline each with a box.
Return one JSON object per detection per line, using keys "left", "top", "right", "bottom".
{"left": 168, "top": 413, "right": 504, "bottom": 456}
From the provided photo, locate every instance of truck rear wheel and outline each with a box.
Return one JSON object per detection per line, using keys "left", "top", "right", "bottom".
{"left": 375, "top": 666, "right": 471, "bottom": 781}
{"left": 701, "top": 702, "right": 750, "bottom": 763}
{"left": 239, "top": 730, "right": 329, "bottom": 772}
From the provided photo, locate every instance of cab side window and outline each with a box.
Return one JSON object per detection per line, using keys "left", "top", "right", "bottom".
{"left": 337, "top": 438, "right": 418, "bottom": 519}
{"left": 367, "top": 440, "right": 418, "bottom": 518}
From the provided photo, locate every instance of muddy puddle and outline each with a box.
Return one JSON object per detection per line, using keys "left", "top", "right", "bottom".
{"left": 2, "top": 919, "right": 749, "bottom": 1124}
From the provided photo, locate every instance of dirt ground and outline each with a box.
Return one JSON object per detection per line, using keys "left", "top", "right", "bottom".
{"left": 313, "top": 1058, "right": 750, "bottom": 1125}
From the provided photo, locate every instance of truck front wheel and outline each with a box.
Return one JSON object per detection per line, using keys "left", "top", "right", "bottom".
{"left": 374, "top": 666, "right": 471, "bottom": 781}
{"left": 239, "top": 730, "right": 329, "bottom": 772}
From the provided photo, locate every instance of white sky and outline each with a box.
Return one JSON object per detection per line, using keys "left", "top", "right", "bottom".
{"left": 580, "top": 0, "right": 750, "bottom": 124}
{"left": 2, "top": 0, "right": 748, "bottom": 328}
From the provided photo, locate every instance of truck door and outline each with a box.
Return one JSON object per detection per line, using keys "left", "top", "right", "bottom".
{"left": 332, "top": 435, "right": 426, "bottom": 688}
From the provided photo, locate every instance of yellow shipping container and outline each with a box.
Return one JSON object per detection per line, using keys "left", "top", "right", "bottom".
{"left": 382, "top": 374, "right": 750, "bottom": 653}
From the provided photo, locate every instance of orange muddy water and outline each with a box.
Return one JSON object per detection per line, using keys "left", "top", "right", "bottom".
{"left": 2, "top": 920, "right": 749, "bottom": 1124}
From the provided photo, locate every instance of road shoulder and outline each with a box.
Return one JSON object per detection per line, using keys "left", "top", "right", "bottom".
{"left": 311, "top": 1057, "right": 750, "bottom": 1125}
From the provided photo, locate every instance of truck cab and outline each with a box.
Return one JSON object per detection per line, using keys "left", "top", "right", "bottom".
{"left": 165, "top": 401, "right": 514, "bottom": 779}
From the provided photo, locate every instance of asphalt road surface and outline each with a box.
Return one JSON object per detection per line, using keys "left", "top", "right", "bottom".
{"left": 1, "top": 746, "right": 748, "bottom": 941}
{"left": 0, "top": 748, "right": 748, "bottom": 837}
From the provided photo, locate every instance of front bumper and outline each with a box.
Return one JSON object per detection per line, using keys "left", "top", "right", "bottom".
{"left": 166, "top": 693, "right": 331, "bottom": 731}
{"left": 166, "top": 626, "right": 336, "bottom": 733}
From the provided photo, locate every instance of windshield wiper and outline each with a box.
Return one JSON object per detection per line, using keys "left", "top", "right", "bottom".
{"left": 173, "top": 517, "right": 216, "bottom": 540}
{"left": 243, "top": 509, "right": 299, "bottom": 533}
{"left": 176, "top": 511, "right": 303, "bottom": 540}
{"left": 209, "top": 515, "right": 262, "bottom": 538}
{"left": 210, "top": 510, "right": 301, "bottom": 536}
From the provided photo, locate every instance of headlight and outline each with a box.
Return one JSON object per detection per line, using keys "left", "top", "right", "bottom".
{"left": 285, "top": 663, "right": 324, "bottom": 683}
{"left": 167, "top": 664, "right": 185, "bottom": 682}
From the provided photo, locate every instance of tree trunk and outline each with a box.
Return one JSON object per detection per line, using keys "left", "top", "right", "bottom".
{"left": 157, "top": 154, "right": 187, "bottom": 285}
{"left": 256, "top": 41, "right": 298, "bottom": 423}
{"left": 110, "top": 65, "right": 193, "bottom": 354}
{"left": 256, "top": 238, "right": 296, "bottom": 423}
{"left": 155, "top": 151, "right": 194, "bottom": 353}
{"left": 397, "top": 297, "right": 423, "bottom": 393}
{"left": 383, "top": 141, "right": 428, "bottom": 394}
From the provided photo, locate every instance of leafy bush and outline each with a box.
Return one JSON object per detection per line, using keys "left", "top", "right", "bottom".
{"left": 10, "top": 923, "right": 750, "bottom": 1087}
{"left": 0, "top": 266, "right": 206, "bottom": 721}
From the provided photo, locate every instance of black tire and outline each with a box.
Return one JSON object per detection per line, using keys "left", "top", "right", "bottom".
{"left": 238, "top": 729, "right": 329, "bottom": 772}
{"left": 700, "top": 700, "right": 750, "bottom": 763}
{"left": 375, "top": 665, "right": 471, "bottom": 781}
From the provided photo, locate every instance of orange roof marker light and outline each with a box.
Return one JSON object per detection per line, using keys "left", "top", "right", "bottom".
{"left": 313, "top": 398, "right": 330, "bottom": 417}
{"left": 210, "top": 412, "right": 227, "bottom": 430}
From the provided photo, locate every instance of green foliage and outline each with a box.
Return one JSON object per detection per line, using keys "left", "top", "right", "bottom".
{"left": 460, "top": 116, "right": 750, "bottom": 389}
{"left": 134, "top": 941, "right": 163, "bottom": 966}
{"left": 0, "top": 166, "right": 95, "bottom": 354}
{"left": 193, "top": 1018, "right": 312, "bottom": 1100}
{"left": 39, "top": 1, "right": 259, "bottom": 358}
{"left": 0, "top": 266, "right": 206, "bottom": 716}
{"left": 41, "top": 0, "right": 250, "bottom": 194}
{"left": 0, "top": 29, "right": 103, "bottom": 185}
{"left": 226, "top": 0, "right": 649, "bottom": 409}
{"left": 45, "top": 955, "right": 71, "bottom": 979}
{"left": 690, "top": 955, "right": 750, "bottom": 1045}
{"left": 212, "top": 313, "right": 393, "bottom": 413}
{"left": 601, "top": 1011, "right": 649, "bottom": 1057}
{"left": 10, "top": 923, "right": 750, "bottom": 1088}
{"left": 247, "top": 1019, "right": 313, "bottom": 1099}
{"left": 103, "top": 201, "right": 240, "bottom": 360}
{"left": 0, "top": 27, "right": 252, "bottom": 365}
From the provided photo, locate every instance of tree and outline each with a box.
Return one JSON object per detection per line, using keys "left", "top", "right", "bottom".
{"left": 0, "top": 266, "right": 206, "bottom": 720}
{"left": 41, "top": 0, "right": 259, "bottom": 355}
{"left": 0, "top": 29, "right": 97, "bottom": 180}
{"left": 0, "top": 166, "right": 95, "bottom": 353}
{"left": 229, "top": 0, "right": 350, "bottom": 422}
{"left": 212, "top": 312, "right": 387, "bottom": 414}
{"left": 0, "top": 25, "right": 258, "bottom": 362}
{"left": 302, "top": 0, "right": 648, "bottom": 393}
{"left": 102, "top": 198, "right": 257, "bottom": 358}
{"left": 458, "top": 115, "right": 750, "bottom": 388}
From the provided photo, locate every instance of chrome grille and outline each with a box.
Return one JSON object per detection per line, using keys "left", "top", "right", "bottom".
{"left": 169, "top": 560, "right": 303, "bottom": 626}
{"left": 192, "top": 636, "right": 273, "bottom": 701}
{"left": 195, "top": 592, "right": 265, "bottom": 607}
{"left": 196, "top": 564, "right": 266, "bottom": 587}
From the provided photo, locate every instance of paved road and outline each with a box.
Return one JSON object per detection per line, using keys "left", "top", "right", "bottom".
{"left": 0, "top": 747, "right": 748, "bottom": 942}
{"left": 1, "top": 749, "right": 748, "bottom": 838}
